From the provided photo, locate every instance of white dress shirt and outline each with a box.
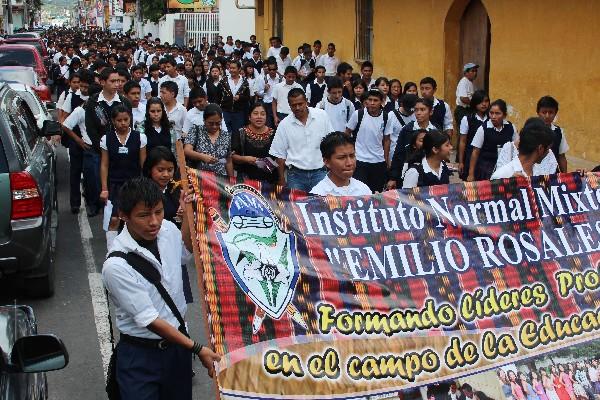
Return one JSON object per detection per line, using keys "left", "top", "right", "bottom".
{"left": 310, "top": 175, "right": 371, "bottom": 196}
{"left": 159, "top": 74, "right": 190, "bottom": 105}
{"left": 319, "top": 55, "right": 340, "bottom": 76}
{"left": 102, "top": 222, "right": 192, "bottom": 339}
{"left": 165, "top": 102, "right": 187, "bottom": 139}
{"left": 471, "top": 120, "right": 518, "bottom": 148}
{"left": 491, "top": 157, "right": 527, "bottom": 180}
{"left": 276, "top": 55, "right": 292, "bottom": 76}
{"left": 402, "top": 157, "right": 448, "bottom": 189}
{"left": 60, "top": 90, "right": 89, "bottom": 114}
{"left": 63, "top": 106, "right": 91, "bottom": 145}
{"left": 495, "top": 141, "right": 558, "bottom": 176}
{"left": 455, "top": 76, "right": 475, "bottom": 107}
{"left": 269, "top": 107, "right": 333, "bottom": 170}
{"left": 272, "top": 81, "right": 303, "bottom": 114}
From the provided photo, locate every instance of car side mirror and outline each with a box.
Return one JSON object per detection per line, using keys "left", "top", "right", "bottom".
{"left": 10, "top": 334, "right": 68, "bottom": 373}
{"left": 41, "top": 119, "right": 61, "bottom": 137}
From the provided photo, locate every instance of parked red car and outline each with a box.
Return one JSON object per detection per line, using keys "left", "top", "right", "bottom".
{"left": 0, "top": 44, "right": 47, "bottom": 83}
{"left": 3, "top": 37, "right": 48, "bottom": 58}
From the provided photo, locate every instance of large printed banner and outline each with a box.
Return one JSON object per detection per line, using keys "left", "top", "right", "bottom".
{"left": 188, "top": 170, "right": 600, "bottom": 399}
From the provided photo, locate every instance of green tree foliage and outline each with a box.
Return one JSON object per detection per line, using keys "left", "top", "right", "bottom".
{"left": 141, "top": 0, "right": 165, "bottom": 23}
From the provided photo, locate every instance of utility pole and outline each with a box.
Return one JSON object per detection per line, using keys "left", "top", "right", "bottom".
{"left": 6, "top": 0, "right": 13, "bottom": 34}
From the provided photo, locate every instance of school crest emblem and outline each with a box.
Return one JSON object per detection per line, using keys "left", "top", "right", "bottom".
{"left": 209, "top": 185, "right": 307, "bottom": 334}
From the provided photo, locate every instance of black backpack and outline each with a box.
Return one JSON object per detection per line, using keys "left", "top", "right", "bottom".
{"left": 352, "top": 108, "right": 389, "bottom": 138}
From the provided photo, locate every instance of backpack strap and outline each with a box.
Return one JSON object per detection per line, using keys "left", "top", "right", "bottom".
{"left": 393, "top": 109, "right": 407, "bottom": 127}
{"left": 107, "top": 251, "right": 189, "bottom": 337}
{"left": 353, "top": 109, "right": 365, "bottom": 137}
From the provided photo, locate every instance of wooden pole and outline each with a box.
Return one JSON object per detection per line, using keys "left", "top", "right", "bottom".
{"left": 175, "top": 140, "right": 221, "bottom": 400}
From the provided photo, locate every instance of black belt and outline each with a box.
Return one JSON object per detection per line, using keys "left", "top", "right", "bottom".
{"left": 287, "top": 165, "right": 326, "bottom": 172}
{"left": 120, "top": 333, "right": 170, "bottom": 350}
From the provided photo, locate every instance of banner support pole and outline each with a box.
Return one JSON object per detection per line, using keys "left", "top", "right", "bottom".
{"left": 176, "top": 140, "right": 221, "bottom": 400}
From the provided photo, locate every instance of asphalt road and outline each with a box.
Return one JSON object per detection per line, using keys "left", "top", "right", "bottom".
{"left": 0, "top": 145, "right": 217, "bottom": 399}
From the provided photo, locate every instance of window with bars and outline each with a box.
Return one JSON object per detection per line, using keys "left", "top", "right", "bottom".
{"left": 355, "top": 0, "right": 373, "bottom": 62}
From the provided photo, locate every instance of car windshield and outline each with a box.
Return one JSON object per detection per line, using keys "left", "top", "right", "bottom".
{"left": 0, "top": 70, "right": 35, "bottom": 85}
{"left": 0, "top": 50, "right": 35, "bottom": 67}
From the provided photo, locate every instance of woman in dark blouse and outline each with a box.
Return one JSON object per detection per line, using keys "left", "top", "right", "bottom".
{"left": 231, "top": 102, "right": 277, "bottom": 183}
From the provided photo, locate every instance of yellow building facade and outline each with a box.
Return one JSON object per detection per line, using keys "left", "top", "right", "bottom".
{"left": 256, "top": 0, "right": 600, "bottom": 163}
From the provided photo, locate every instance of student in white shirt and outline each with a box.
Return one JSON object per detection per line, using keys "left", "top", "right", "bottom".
{"left": 311, "top": 132, "right": 371, "bottom": 196}
{"left": 360, "top": 61, "right": 376, "bottom": 89}
{"left": 254, "top": 59, "right": 282, "bottom": 128}
{"left": 318, "top": 42, "right": 340, "bottom": 77}
{"left": 272, "top": 66, "right": 303, "bottom": 126}
{"left": 223, "top": 36, "right": 236, "bottom": 56}
{"left": 537, "top": 96, "right": 569, "bottom": 173}
{"left": 455, "top": 63, "right": 478, "bottom": 129}
{"left": 124, "top": 81, "right": 146, "bottom": 132}
{"left": 102, "top": 177, "right": 220, "bottom": 399}
{"left": 317, "top": 77, "right": 354, "bottom": 132}
{"left": 158, "top": 58, "right": 190, "bottom": 107}
{"left": 159, "top": 81, "right": 187, "bottom": 141}
{"left": 131, "top": 65, "right": 152, "bottom": 104}
{"left": 183, "top": 86, "right": 227, "bottom": 137}
{"left": 420, "top": 76, "right": 454, "bottom": 137}
{"left": 345, "top": 89, "right": 391, "bottom": 193}
{"left": 266, "top": 36, "right": 283, "bottom": 58}
{"left": 385, "top": 93, "right": 418, "bottom": 158}
{"left": 276, "top": 47, "right": 292, "bottom": 76}
{"left": 402, "top": 130, "right": 453, "bottom": 189}
{"left": 269, "top": 88, "right": 334, "bottom": 192}
{"left": 491, "top": 119, "right": 553, "bottom": 180}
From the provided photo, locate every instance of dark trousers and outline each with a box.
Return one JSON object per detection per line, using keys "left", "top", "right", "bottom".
{"left": 263, "top": 101, "right": 274, "bottom": 128}
{"left": 353, "top": 160, "right": 387, "bottom": 193}
{"left": 82, "top": 150, "right": 101, "bottom": 211}
{"left": 223, "top": 110, "right": 245, "bottom": 133}
{"left": 276, "top": 112, "right": 289, "bottom": 124}
{"left": 116, "top": 340, "right": 192, "bottom": 400}
{"left": 68, "top": 141, "right": 84, "bottom": 208}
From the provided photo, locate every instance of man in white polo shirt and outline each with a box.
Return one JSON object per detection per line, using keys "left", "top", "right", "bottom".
{"left": 269, "top": 88, "right": 334, "bottom": 192}
{"left": 455, "top": 62, "right": 478, "bottom": 132}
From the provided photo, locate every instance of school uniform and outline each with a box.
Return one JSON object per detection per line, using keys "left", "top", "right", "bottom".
{"left": 317, "top": 97, "right": 355, "bottom": 132}
{"left": 255, "top": 74, "right": 282, "bottom": 128}
{"left": 430, "top": 97, "right": 454, "bottom": 132}
{"left": 385, "top": 109, "right": 416, "bottom": 159}
{"left": 102, "top": 221, "right": 193, "bottom": 400}
{"left": 362, "top": 77, "right": 376, "bottom": 89}
{"left": 146, "top": 76, "right": 160, "bottom": 97}
{"left": 550, "top": 123, "right": 569, "bottom": 167}
{"left": 182, "top": 108, "right": 228, "bottom": 137}
{"left": 346, "top": 109, "right": 390, "bottom": 193}
{"left": 318, "top": 55, "right": 340, "bottom": 77}
{"left": 310, "top": 175, "right": 372, "bottom": 196}
{"left": 455, "top": 76, "right": 475, "bottom": 129}
{"left": 159, "top": 74, "right": 190, "bottom": 105}
{"left": 276, "top": 55, "right": 292, "bottom": 76}
{"left": 470, "top": 119, "right": 518, "bottom": 180}
{"left": 402, "top": 157, "right": 451, "bottom": 189}
{"left": 165, "top": 103, "right": 187, "bottom": 155}
{"left": 272, "top": 81, "right": 303, "bottom": 120}
{"left": 266, "top": 46, "right": 282, "bottom": 59}
{"left": 306, "top": 80, "right": 327, "bottom": 107}
{"left": 132, "top": 103, "right": 146, "bottom": 133}
{"left": 100, "top": 129, "right": 147, "bottom": 214}
{"left": 217, "top": 76, "right": 251, "bottom": 134}
{"left": 459, "top": 113, "right": 487, "bottom": 180}
{"left": 137, "top": 79, "right": 152, "bottom": 105}
{"left": 495, "top": 141, "right": 558, "bottom": 177}
{"left": 145, "top": 125, "right": 172, "bottom": 154}
{"left": 63, "top": 99, "right": 88, "bottom": 210}
{"left": 389, "top": 121, "right": 437, "bottom": 184}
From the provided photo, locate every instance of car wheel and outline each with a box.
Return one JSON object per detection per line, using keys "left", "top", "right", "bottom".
{"left": 25, "top": 240, "right": 55, "bottom": 298}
